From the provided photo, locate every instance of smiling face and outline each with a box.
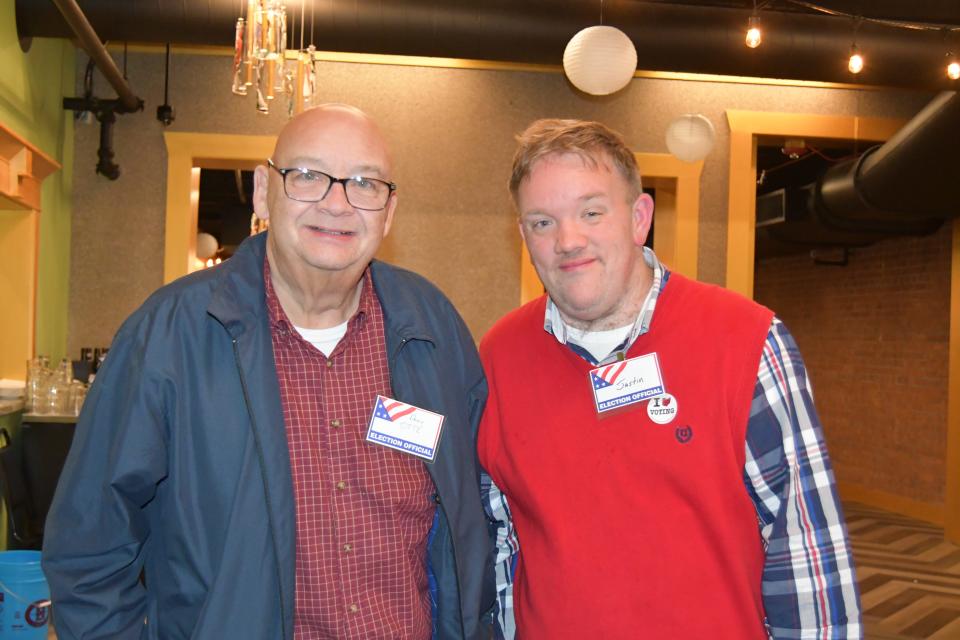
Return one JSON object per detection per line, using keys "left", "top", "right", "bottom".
{"left": 517, "top": 151, "right": 654, "bottom": 330}
{"left": 253, "top": 105, "right": 397, "bottom": 284}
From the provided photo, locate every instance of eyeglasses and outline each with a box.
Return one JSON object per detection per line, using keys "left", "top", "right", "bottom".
{"left": 268, "top": 159, "right": 397, "bottom": 211}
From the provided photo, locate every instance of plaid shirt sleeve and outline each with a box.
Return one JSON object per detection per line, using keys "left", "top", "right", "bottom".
{"left": 744, "top": 318, "right": 862, "bottom": 639}
{"left": 480, "top": 471, "right": 518, "bottom": 639}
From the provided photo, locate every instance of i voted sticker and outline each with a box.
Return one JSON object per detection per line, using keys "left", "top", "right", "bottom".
{"left": 647, "top": 393, "right": 679, "bottom": 425}
{"left": 366, "top": 395, "right": 444, "bottom": 462}
{"left": 589, "top": 353, "right": 665, "bottom": 414}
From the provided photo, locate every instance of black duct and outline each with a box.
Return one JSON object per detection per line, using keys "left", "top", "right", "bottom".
{"left": 14, "top": 0, "right": 960, "bottom": 90}
{"left": 757, "top": 91, "right": 959, "bottom": 258}
{"left": 818, "top": 91, "right": 960, "bottom": 225}
{"left": 756, "top": 185, "right": 884, "bottom": 260}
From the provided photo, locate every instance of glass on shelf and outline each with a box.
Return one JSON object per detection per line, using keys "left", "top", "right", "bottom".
{"left": 25, "top": 356, "right": 53, "bottom": 413}
{"left": 25, "top": 355, "right": 83, "bottom": 416}
{"left": 70, "top": 381, "right": 88, "bottom": 416}
{"left": 47, "top": 378, "right": 68, "bottom": 415}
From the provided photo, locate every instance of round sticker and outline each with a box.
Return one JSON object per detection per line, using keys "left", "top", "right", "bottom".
{"left": 647, "top": 393, "right": 678, "bottom": 425}
{"left": 25, "top": 600, "right": 50, "bottom": 627}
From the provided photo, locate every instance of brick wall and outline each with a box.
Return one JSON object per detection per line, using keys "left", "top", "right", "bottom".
{"left": 754, "top": 224, "right": 951, "bottom": 505}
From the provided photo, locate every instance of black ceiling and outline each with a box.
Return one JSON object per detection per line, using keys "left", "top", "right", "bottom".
{"left": 17, "top": 0, "right": 960, "bottom": 90}
{"left": 648, "top": 1, "right": 960, "bottom": 25}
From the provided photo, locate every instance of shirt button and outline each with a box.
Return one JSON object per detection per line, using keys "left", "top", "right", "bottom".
{"left": 343, "top": 543, "right": 353, "bottom": 553}
{"left": 349, "top": 604, "right": 359, "bottom": 614}
{"left": 336, "top": 481, "right": 347, "bottom": 491}
{"left": 330, "top": 419, "right": 341, "bottom": 429}
{"left": 325, "top": 359, "right": 333, "bottom": 368}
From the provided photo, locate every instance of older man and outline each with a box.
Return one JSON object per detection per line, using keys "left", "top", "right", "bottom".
{"left": 43, "top": 104, "right": 508, "bottom": 639}
{"left": 478, "top": 118, "right": 861, "bottom": 639}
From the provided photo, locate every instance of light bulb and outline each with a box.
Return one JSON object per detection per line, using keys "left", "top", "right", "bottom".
{"left": 948, "top": 59, "right": 960, "bottom": 81}
{"left": 848, "top": 45, "right": 864, "bottom": 74}
{"left": 745, "top": 16, "right": 762, "bottom": 49}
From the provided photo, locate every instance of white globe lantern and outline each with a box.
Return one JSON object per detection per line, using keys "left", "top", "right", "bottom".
{"left": 665, "top": 114, "right": 716, "bottom": 163}
{"left": 563, "top": 26, "right": 638, "bottom": 96}
{"left": 196, "top": 232, "right": 219, "bottom": 260}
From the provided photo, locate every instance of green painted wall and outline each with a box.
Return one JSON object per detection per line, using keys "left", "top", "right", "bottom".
{"left": 0, "top": 0, "right": 74, "bottom": 365}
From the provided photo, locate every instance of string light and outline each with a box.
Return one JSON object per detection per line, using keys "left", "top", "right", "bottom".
{"left": 745, "top": 15, "right": 762, "bottom": 49}
{"left": 946, "top": 30, "right": 960, "bottom": 81}
{"left": 847, "top": 44, "right": 864, "bottom": 74}
{"left": 745, "top": 0, "right": 763, "bottom": 49}
{"left": 784, "top": 1, "right": 960, "bottom": 81}
{"left": 847, "top": 17, "right": 863, "bottom": 75}
{"left": 948, "top": 55, "right": 960, "bottom": 81}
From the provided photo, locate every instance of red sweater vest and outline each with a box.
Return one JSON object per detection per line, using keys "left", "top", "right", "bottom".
{"left": 478, "top": 273, "right": 775, "bottom": 639}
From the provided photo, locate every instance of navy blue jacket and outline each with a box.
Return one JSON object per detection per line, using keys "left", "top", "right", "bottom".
{"left": 42, "top": 232, "right": 496, "bottom": 639}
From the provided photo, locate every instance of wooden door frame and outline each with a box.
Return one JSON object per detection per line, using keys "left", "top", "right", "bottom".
{"left": 162, "top": 132, "right": 276, "bottom": 283}
{"left": 725, "top": 109, "right": 960, "bottom": 540}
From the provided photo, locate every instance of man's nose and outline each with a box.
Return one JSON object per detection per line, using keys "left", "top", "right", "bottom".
{"left": 320, "top": 181, "right": 353, "bottom": 214}
{"left": 555, "top": 220, "right": 586, "bottom": 253}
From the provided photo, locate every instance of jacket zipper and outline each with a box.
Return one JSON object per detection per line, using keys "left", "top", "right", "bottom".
{"left": 392, "top": 336, "right": 468, "bottom": 639}
{"left": 232, "top": 338, "right": 290, "bottom": 640}
{"left": 433, "top": 493, "right": 467, "bottom": 639}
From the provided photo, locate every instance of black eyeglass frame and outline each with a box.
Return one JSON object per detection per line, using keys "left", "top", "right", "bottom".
{"left": 267, "top": 159, "right": 397, "bottom": 211}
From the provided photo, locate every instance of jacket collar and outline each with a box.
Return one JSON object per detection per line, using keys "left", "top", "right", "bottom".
{"left": 207, "top": 232, "right": 269, "bottom": 338}
{"left": 207, "top": 231, "right": 437, "bottom": 348}
{"left": 370, "top": 260, "right": 437, "bottom": 352}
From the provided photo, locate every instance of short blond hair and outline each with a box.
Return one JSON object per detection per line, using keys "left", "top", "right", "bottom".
{"left": 509, "top": 119, "right": 643, "bottom": 203}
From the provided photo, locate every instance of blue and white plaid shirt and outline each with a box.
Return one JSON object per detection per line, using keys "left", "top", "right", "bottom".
{"left": 482, "top": 247, "right": 862, "bottom": 639}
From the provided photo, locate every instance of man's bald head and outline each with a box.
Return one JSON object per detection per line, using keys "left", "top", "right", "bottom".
{"left": 272, "top": 103, "right": 393, "bottom": 176}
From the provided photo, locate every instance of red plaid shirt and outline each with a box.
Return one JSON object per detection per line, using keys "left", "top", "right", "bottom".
{"left": 266, "top": 260, "right": 435, "bottom": 639}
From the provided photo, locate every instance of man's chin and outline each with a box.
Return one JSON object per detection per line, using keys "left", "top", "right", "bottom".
{"left": 553, "top": 296, "right": 605, "bottom": 324}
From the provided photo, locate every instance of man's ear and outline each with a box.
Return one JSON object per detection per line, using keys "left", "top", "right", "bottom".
{"left": 631, "top": 192, "right": 655, "bottom": 247}
{"left": 252, "top": 164, "right": 271, "bottom": 222}
{"left": 382, "top": 191, "right": 398, "bottom": 237}
{"left": 517, "top": 217, "right": 528, "bottom": 245}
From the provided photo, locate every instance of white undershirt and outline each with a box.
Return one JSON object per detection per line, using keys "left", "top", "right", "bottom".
{"left": 294, "top": 321, "right": 349, "bottom": 357}
{"left": 564, "top": 322, "right": 633, "bottom": 363}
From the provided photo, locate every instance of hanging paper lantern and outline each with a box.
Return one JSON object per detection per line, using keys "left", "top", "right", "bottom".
{"left": 563, "top": 26, "right": 638, "bottom": 96}
{"left": 665, "top": 114, "right": 716, "bottom": 163}
{"left": 196, "top": 232, "right": 219, "bottom": 260}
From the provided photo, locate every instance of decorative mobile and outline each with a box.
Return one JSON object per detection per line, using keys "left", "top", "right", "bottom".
{"left": 232, "top": 0, "right": 319, "bottom": 117}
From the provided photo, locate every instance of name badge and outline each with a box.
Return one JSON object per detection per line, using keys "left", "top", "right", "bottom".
{"left": 366, "top": 395, "right": 444, "bottom": 462}
{"left": 589, "top": 353, "right": 665, "bottom": 414}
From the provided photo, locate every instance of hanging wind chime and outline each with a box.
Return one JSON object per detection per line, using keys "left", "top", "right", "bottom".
{"left": 232, "top": 0, "right": 318, "bottom": 117}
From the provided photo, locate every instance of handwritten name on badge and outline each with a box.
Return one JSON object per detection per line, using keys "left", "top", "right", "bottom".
{"left": 589, "top": 353, "right": 665, "bottom": 414}
{"left": 366, "top": 395, "right": 444, "bottom": 462}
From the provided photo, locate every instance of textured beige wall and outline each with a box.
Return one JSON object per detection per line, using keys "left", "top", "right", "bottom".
{"left": 67, "top": 51, "right": 932, "bottom": 354}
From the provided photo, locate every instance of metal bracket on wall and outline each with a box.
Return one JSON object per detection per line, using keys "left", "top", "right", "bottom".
{"left": 55, "top": 0, "right": 145, "bottom": 180}
{"left": 810, "top": 247, "right": 850, "bottom": 266}
{"left": 63, "top": 96, "right": 142, "bottom": 180}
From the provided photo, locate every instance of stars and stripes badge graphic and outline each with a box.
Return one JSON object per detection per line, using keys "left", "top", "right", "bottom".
{"left": 366, "top": 395, "right": 445, "bottom": 462}
{"left": 374, "top": 397, "right": 417, "bottom": 422}
{"left": 591, "top": 361, "right": 628, "bottom": 390}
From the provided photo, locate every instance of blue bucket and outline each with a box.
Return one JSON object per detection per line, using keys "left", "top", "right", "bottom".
{"left": 0, "top": 551, "right": 50, "bottom": 638}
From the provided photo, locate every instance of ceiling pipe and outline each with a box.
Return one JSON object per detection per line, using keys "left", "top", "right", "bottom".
{"left": 15, "top": 0, "right": 960, "bottom": 90}
{"left": 817, "top": 90, "right": 960, "bottom": 225}
{"left": 50, "top": 0, "right": 142, "bottom": 113}
{"left": 757, "top": 90, "right": 957, "bottom": 256}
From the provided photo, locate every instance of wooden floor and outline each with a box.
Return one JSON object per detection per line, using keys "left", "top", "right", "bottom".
{"left": 42, "top": 501, "right": 960, "bottom": 639}
{"left": 847, "top": 502, "right": 960, "bottom": 639}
